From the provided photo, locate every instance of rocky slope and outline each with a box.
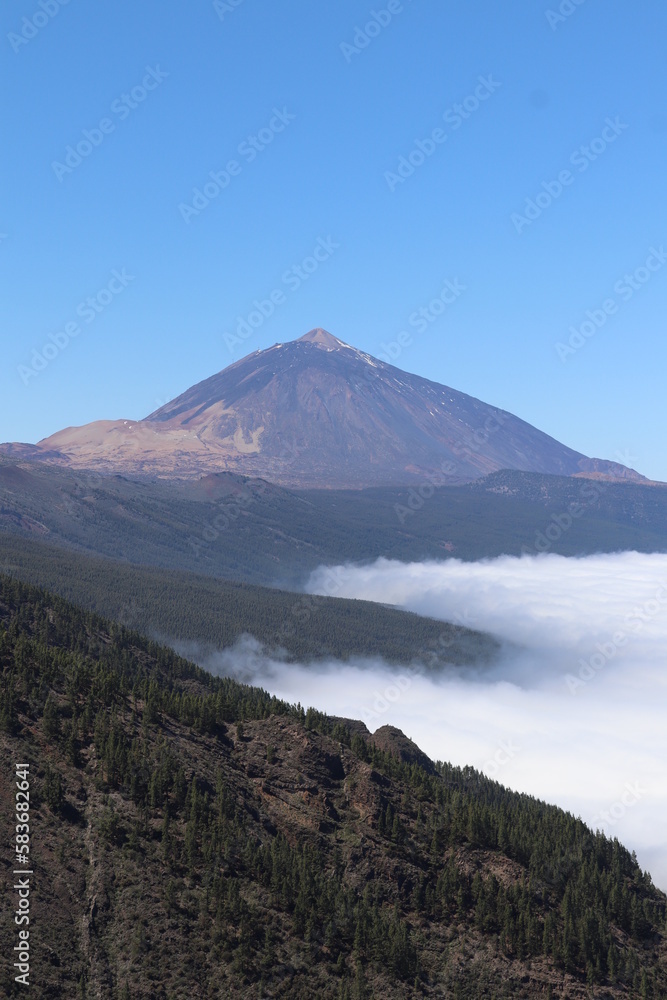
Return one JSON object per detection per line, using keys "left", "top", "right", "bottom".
{"left": 1, "top": 575, "right": 666, "bottom": 998}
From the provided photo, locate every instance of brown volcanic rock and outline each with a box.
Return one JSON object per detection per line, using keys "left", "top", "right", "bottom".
{"left": 3, "top": 328, "right": 647, "bottom": 487}
{"left": 2, "top": 580, "right": 666, "bottom": 999}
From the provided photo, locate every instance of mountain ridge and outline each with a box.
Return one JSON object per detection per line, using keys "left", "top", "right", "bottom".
{"left": 1, "top": 463, "right": 666, "bottom": 590}
{"left": 1, "top": 329, "right": 647, "bottom": 488}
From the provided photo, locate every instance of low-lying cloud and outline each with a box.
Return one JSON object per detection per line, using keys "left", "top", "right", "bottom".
{"left": 181, "top": 551, "right": 667, "bottom": 891}
{"left": 306, "top": 552, "right": 667, "bottom": 890}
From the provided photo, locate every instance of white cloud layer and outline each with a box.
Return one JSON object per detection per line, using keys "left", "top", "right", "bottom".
{"left": 305, "top": 552, "right": 667, "bottom": 890}
{"left": 181, "top": 551, "right": 667, "bottom": 892}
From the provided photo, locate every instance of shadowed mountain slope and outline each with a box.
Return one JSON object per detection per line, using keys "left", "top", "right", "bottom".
{"left": 2, "top": 329, "right": 646, "bottom": 487}
{"left": 1, "top": 462, "right": 665, "bottom": 589}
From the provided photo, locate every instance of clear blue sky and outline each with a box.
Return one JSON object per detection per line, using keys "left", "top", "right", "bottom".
{"left": 2, "top": 0, "right": 666, "bottom": 479}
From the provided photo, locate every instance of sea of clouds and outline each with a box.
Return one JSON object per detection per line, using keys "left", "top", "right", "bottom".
{"left": 184, "top": 551, "right": 667, "bottom": 890}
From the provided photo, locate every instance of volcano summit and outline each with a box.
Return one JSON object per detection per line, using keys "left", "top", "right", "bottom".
{"left": 2, "top": 329, "right": 645, "bottom": 487}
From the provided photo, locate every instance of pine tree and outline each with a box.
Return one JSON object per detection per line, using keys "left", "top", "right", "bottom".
{"left": 43, "top": 692, "right": 60, "bottom": 737}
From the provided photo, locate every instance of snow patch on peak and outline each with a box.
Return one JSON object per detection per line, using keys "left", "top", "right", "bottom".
{"left": 298, "top": 328, "right": 348, "bottom": 350}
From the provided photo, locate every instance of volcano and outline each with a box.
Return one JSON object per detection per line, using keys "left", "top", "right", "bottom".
{"left": 2, "top": 329, "right": 645, "bottom": 487}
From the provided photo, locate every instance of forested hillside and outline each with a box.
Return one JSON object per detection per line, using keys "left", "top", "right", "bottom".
{"left": 1, "top": 575, "right": 665, "bottom": 998}
{"left": 0, "top": 535, "right": 496, "bottom": 668}
{"left": 1, "top": 461, "right": 666, "bottom": 589}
